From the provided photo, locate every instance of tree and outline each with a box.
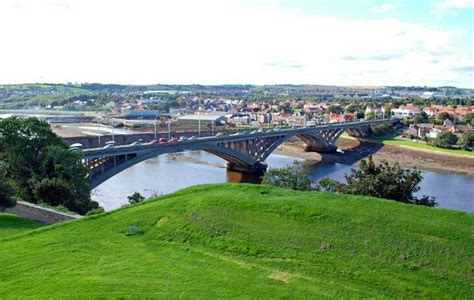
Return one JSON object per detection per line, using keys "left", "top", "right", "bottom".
{"left": 413, "top": 111, "right": 428, "bottom": 124}
{"left": 262, "top": 160, "right": 313, "bottom": 191}
{"left": 365, "top": 111, "right": 375, "bottom": 120}
{"left": 127, "top": 192, "right": 145, "bottom": 205}
{"left": 436, "top": 112, "right": 453, "bottom": 122}
{"left": 0, "top": 117, "right": 97, "bottom": 215}
{"left": 318, "top": 156, "right": 437, "bottom": 207}
{"left": 432, "top": 132, "right": 458, "bottom": 149}
{"left": 463, "top": 113, "right": 474, "bottom": 125}
{"left": 0, "top": 163, "right": 15, "bottom": 211}
{"left": 326, "top": 105, "right": 343, "bottom": 114}
{"left": 458, "top": 130, "right": 474, "bottom": 150}
{"left": 370, "top": 123, "right": 392, "bottom": 136}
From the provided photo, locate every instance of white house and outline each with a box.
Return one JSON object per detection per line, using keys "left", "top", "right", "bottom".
{"left": 392, "top": 104, "right": 421, "bottom": 118}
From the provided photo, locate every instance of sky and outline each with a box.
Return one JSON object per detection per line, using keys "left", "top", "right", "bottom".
{"left": 0, "top": 0, "right": 472, "bottom": 87}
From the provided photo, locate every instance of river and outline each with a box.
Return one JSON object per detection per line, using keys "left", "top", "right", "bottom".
{"left": 92, "top": 151, "right": 474, "bottom": 212}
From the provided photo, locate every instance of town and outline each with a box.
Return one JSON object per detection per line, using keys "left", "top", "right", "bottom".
{"left": 1, "top": 84, "right": 472, "bottom": 152}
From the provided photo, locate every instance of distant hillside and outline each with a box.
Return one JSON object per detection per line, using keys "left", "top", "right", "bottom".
{"left": 0, "top": 184, "right": 472, "bottom": 298}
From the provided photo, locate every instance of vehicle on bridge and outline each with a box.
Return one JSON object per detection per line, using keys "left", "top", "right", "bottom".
{"left": 82, "top": 119, "right": 392, "bottom": 189}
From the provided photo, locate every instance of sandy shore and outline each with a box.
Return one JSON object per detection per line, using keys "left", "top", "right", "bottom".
{"left": 275, "top": 137, "right": 474, "bottom": 176}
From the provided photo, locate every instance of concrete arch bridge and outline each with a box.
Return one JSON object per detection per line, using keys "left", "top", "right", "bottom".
{"left": 82, "top": 119, "right": 390, "bottom": 189}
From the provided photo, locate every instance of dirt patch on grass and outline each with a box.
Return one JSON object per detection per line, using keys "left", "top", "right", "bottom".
{"left": 269, "top": 270, "right": 295, "bottom": 283}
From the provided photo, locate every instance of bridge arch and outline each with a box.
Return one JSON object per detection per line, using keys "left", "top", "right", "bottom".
{"left": 88, "top": 143, "right": 265, "bottom": 189}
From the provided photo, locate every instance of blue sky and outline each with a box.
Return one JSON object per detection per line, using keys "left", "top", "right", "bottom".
{"left": 0, "top": 0, "right": 472, "bottom": 87}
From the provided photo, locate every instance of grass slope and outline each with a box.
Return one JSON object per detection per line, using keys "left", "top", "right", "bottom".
{"left": 0, "top": 184, "right": 473, "bottom": 298}
{"left": 0, "top": 213, "right": 43, "bottom": 239}
{"left": 367, "top": 135, "right": 474, "bottom": 157}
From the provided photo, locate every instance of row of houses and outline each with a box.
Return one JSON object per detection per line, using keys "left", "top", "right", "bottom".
{"left": 405, "top": 119, "right": 472, "bottom": 139}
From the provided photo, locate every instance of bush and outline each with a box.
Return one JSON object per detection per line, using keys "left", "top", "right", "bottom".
{"left": 127, "top": 192, "right": 146, "bottom": 205}
{"left": 318, "top": 155, "right": 437, "bottom": 207}
{"left": 262, "top": 161, "right": 313, "bottom": 191}
{"left": 431, "top": 132, "right": 458, "bottom": 149}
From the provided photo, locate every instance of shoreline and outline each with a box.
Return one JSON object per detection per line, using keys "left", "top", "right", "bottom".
{"left": 166, "top": 137, "right": 474, "bottom": 176}
{"left": 275, "top": 137, "right": 474, "bottom": 176}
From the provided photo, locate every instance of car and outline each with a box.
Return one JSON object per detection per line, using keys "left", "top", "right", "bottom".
{"left": 188, "top": 136, "right": 197, "bottom": 140}
{"left": 103, "top": 143, "right": 115, "bottom": 149}
{"left": 158, "top": 138, "right": 168, "bottom": 143}
{"left": 169, "top": 138, "right": 178, "bottom": 142}
{"left": 69, "top": 143, "right": 83, "bottom": 148}
{"left": 105, "top": 140, "right": 116, "bottom": 145}
{"left": 68, "top": 146, "right": 81, "bottom": 153}
{"left": 179, "top": 136, "right": 188, "bottom": 141}
{"left": 130, "top": 141, "right": 142, "bottom": 147}
{"left": 257, "top": 128, "right": 264, "bottom": 133}
{"left": 215, "top": 132, "right": 224, "bottom": 137}
{"left": 250, "top": 130, "right": 258, "bottom": 134}
{"left": 230, "top": 132, "right": 241, "bottom": 136}
{"left": 149, "top": 139, "right": 159, "bottom": 144}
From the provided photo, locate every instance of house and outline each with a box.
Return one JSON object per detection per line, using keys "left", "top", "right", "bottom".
{"left": 392, "top": 104, "right": 421, "bottom": 118}
{"left": 328, "top": 113, "right": 345, "bottom": 123}
{"left": 365, "top": 105, "right": 383, "bottom": 114}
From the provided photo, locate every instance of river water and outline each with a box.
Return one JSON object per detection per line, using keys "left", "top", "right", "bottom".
{"left": 92, "top": 151, "right": 474, "bottom": 212}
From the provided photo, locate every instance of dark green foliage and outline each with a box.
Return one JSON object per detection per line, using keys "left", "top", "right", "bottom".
{"left": 370, "top": 123, "right": 392, "bottom": 136}
{"left": 413, "top": 111, "right": 429, "bottom": 124}
{"left": 431, "top": 132, "right": 458, "bottom": 149}
{"left": 463, "top": 112, "right": 473, "bottom": 124}
{"left": 436, "top": 112, "right": 453, "bottom": 122}
{"left": 458, "top": 130, "right": 474, "bottom": 150}
{"left": 365, "top": 111, "right": 375, "bottom": 120}
{"left": 127, "top": 192, "right": 146, "bottom": 204}
{"left": 0, "top": 117, "right": 97, "bottom": 214}
{"left": 0, "top": 162, "right": 15, "bottom": 211}
{"left": 0, "top": 177, "right": 15, "bottom": 211}
{"left": 318, "top": 156, "right": 437, "bottom": 207}
{"left": 262, "top": 160, "right": 313, "bottom": 191}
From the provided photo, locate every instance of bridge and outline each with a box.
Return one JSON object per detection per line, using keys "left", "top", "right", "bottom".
{"left": 81, "top": 119, "right": 390, "bottom": 189}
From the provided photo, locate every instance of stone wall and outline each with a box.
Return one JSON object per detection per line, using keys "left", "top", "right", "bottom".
{"left": 5, "top": 201, "right": 80, "bottom": 225}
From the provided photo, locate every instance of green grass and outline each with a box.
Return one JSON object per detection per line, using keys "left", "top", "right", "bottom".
{"left": 366, "top": 135, "right": 474, "bottom": 156}
{"left": 0, "top": 184, "right": 473, "bottom": 298}
{"left": 0, "top": 213, "right": 43, "bottom": 238}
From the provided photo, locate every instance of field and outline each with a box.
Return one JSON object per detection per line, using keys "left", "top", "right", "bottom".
{"left": 1, "top": 184, "right": 473, "bottom": 298}
{"left": 367, "top": 135, "right": 474, "bottom": 157}
{"left": 0, "top": 214, "right": 43, "bottom": 238}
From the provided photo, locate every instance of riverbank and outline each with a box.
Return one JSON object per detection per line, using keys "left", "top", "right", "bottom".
{"left": 275, "top": 137, "right": 474, "bottom": 176}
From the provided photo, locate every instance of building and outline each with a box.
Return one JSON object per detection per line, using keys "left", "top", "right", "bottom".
{"left": 392, "top": 104, "right": 421, "bottom": 118}
{"left": 122, "top": 110, "right": 160, "bottom": 120}
{"left": 177, "top": 114, "right": 227, "bottom": 126}
{"left": 365, "top": 105, "right": 383, "bottom": 114}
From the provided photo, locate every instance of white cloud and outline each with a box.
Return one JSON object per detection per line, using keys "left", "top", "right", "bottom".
{"left": 0, "top": 0, "right": 471, "bottom": 87}
{"left": 371, "top": 3, "right": 398, "bottom": 14}
{"left": 433, "top": 0, "right": 474, "bottom": 9}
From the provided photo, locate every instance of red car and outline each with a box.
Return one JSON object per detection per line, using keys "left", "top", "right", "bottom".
{"left": 169, "top": 138, "right": 178, "bottom": 142}
{"left": 150, "top": 138, "right": 168, "bottom": 144}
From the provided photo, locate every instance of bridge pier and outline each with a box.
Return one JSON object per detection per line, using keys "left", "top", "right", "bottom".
{"left": 304, "top": 144, "right": 338, "bottom": 153}
{"left": 226, "top": 162, "right": 267, "bottom": 175}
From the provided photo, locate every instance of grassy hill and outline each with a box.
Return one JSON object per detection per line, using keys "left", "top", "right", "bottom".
{"left": 0, "top": 214, "right": 42, "bottom": 239}
{"left": 1, "top": 184, "right": 472, "bottom": 298}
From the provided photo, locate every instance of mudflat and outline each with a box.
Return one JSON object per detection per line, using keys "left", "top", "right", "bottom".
{"left": 275, "top": 137, "right": 474, "bottom": 176}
